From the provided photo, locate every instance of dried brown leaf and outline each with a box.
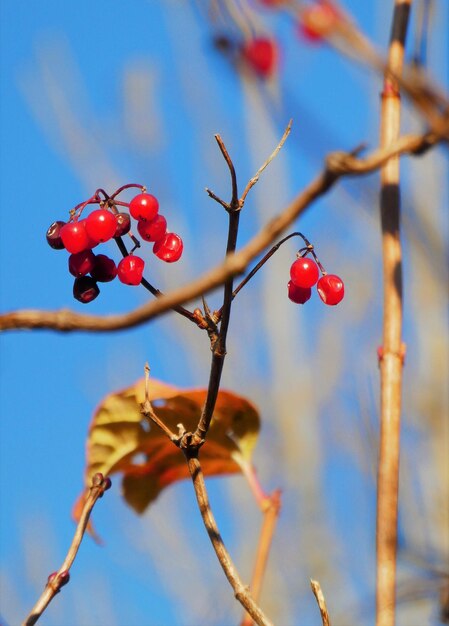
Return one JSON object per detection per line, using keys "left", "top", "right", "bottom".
{"left": 74, "top": 378, "right": 260, "bottom": 522}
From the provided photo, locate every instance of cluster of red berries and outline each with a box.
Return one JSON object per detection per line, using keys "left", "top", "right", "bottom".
{"left": 230, "top": 1, "right": 341, "bottom": 79}
{"left": 46, "top": 185, "right": 183, "bottom": 304}
{"left": 288, "top": 253, "right": 344, "bottom": 306}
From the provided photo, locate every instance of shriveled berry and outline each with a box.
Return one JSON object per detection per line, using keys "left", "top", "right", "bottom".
{"left": 153, "top": 233, "right": 183, "bottom": 263}
{"left": 114, "top": 213, "right": 131, "bottom": 238}
{"left": 317, "top": 274, "right": 344, "bottom": 305}
{"left": 299, "top": 2, "right": 339, "bottom": 42}
{"left": 85, "top": 209, "right": 117, "bottom": 244}
{"left": 60, "top": 221, "right": 90, "bottom": 254}
{"left": 242, "top": 37, "right": 278, "bottom": 78}
{"left": 129, "top": 193, "right": 159, "bottom": 222}
{"left": 46, "top": 221, "right": 66, "bottom": 249}
{"left": 90, "top": 254, "right": 117, "bottom": 282}
{"left": 137, "top": 215, "right": 167, "bottom": 243}
{"left": 68, "top": 249, "right": 96, "bottom": 277}
{"left": 73, "top": 276, "right": 100, "bottom": 303}
{"left": 287, "top": 281, "right": 312, "bottom": 304}
{"left": 117, "top": 255, "right": 145, "bottom": 285}
{"left": 290, "top": 257, "right": 319, "bottom": 288}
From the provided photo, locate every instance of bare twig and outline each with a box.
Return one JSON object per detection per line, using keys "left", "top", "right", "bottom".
{"left": 241, "top": 488, "right": 282, "bottom": 626}
{"left": 0, "top": 130, "right": 443, "bottom": 334}
{"left": 215, "top": 134, "right": 239, "bottom": 209}
{"left": 194, "top": 123, "right": 292, "bottom": 444}
{"left": 184, "top": 450, "right": 274, "bottom": 626}
{"left": 140, "top": 363, "right": 179, "bottom": 441}
{"left": 240, "top": 120, "right": 292, "bottom": 205}
{"left": 23, "top": 473, "right": 111, "bottom": 626}
{"left": 376, "top": 3, "right": 412, "bottom": 626}
{"left": 193, "top": 134, "right": 240, "bottom": 445}
{"left": 205, "top": 187, "right": 230, "bottom": 210}
{"left": 310, "top": 579, "right": 331, "bottom": 626}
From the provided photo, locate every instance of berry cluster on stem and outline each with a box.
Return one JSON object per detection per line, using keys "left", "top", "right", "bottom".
{"left": 287, "top": 233, "right": 344, "bottom": 306}
{"left": 46, "top": 185, "right": 184, "bottom": 304}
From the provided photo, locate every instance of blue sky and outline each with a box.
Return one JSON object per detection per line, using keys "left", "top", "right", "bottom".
{"left": 1, "top": 2, "right": 448, "bottom": 625}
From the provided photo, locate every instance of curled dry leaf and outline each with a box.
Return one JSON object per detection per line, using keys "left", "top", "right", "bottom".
{"left": 73, "top": 378, "right": 260, "bottom": 528}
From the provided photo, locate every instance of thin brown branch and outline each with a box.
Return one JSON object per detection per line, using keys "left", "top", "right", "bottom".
{"left": 205, "top": 187, "right": 230, "bottom": 210}
{"left": 194, "top": 123, "right": 292, "bottom": 443}
{"left": 241, "top": 489, "right": 282, "bottom": 626}
{"left": 215, "top": 231, "right": 312, "bottom": 320}
{"left": 193, "top": 133, "right": 241, "bottom": 444}
{"left": 0, "top": 130, "right": 443, "bottom": 335}
{"left": 184, "top": 450, "right": 274, "bottom": 626}
{"left": 215, "top": 133, "right": 239, "bottom": 208}
{"left": 376, "top": 3, "right": 411, "bottom": 626}
{"left": 310, "top": 579, "right": 331, "bottom": 626}
{"left": 240, "top": 120, "right": 292, "bottom": 205}
{"left": 140, "top": 363, "right": 179, "bottom": 441}
{"left": 23, "top": 473, "right": 111, "bottom": 626}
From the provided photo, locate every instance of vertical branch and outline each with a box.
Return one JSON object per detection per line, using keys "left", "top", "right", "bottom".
{"left": 376, "top": 2, "right": 412, "bottom": 626}
{"left": 184, "top": 450, "right": 274, "bottom": 626}
{"left": 194, "top": 135, "right": 240, "bottom": 442}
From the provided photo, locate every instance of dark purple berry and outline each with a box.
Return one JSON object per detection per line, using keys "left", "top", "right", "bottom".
{"left": 114, "top": 213, "right": 131, "bottom": 238}
{"left": 46, "top": 221, "right": 66, "bottom": 249}
{"left": 68, "top": 249, "right": 96, "bottom": 277}
{"left": 73, "top": 276, "right": 100, "bottom": 303}
{"left": 90, "top": 254, "right": 117, "bottom": 282}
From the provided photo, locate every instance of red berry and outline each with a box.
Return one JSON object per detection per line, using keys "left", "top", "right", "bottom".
{"left": 46, "top": 221, "right": 66, "bottom": 249}
{"left": 290, "top": 257, "right": 319, "bottom": 288}
{"left": 153, "top": 233, "right": 183, "bottom": 263}
{"left": 287, "top": 281, "right": 312, "bottom": 304}
{"left": 68, "top": 249, "right": 96, "bottom": 277}
{"left": 73, "top": 276, "right": 100, "bottom": 303}
{"left": 299, "top": 2, "right": 339, "bottom": 42}
{"left": 317, "top": 274, "right": 344, "bottom": 305}
{"left": 117, "top": 255, "right": 145, "bottom": 285}
{"left": 137, "top": 215, "right": 167, "bottom": 243}
{"left": 90, "top": 254, "right": 117, "bottom": 282}
{"left": 85, "top": 209, "right": 117, "bottom": 244}
{"left": 60, "top": 221, "right": 90, "bottom": 254}
{"left": 129, "top": 193, "right": 159, "bottom": 222}
{"left": 242, "top": 37, "right": 278, "bottom": 78}
{"left": 114, "top": 213, "right": 131, "bottom": 238}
